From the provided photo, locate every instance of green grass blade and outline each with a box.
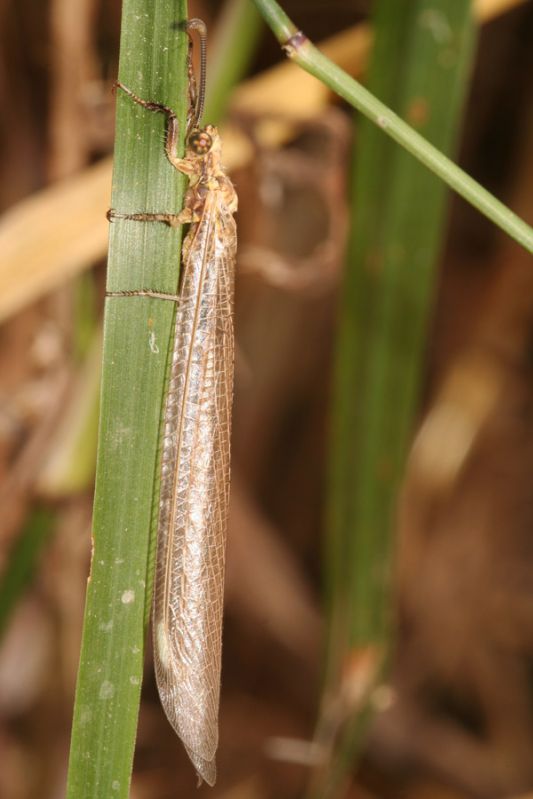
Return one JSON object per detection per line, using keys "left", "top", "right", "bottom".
{"left": 329, "top": 0, "right": 476, "bottom": 642}
{"left": 66, "top": 1, "right": 189, "bottom": 797}
{"left": 316, "top": 2, "right": 477, "bottom": 795}
{"left": 205, "top": 0, "right": 263, "bottom": 124}
{"left": 251, "top": 0, "right": 533, "bottom": 252}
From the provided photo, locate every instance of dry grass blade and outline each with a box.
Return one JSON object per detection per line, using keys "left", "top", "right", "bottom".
{"left": 0, "top": 160, "right": 109, "bottom": 322}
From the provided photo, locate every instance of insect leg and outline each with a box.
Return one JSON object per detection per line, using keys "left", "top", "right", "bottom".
{"left": 106, "top": 289, "right": 180, "bottom": 302}
{"left": 106, "top": 207, "right": 196, "bottom": 227}
{"left": 114, "top": 82, "right": 193, "bottom": 174}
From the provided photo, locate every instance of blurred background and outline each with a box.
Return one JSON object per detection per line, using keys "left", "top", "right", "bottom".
{"left": 1, "top": 0, "right": 533, "bottom": 797}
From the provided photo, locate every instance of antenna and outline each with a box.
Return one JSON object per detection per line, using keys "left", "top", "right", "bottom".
{"left": 185, "top": 18, "right": 207, "bottom": 129}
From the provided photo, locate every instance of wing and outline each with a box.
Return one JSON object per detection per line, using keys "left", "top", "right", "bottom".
{"left": 152, "top": 189, "right": 236, "bottom": 786}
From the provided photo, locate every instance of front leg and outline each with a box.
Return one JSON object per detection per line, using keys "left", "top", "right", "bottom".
{"left": 115, "top": 82, "right": 195, "bottom": 177}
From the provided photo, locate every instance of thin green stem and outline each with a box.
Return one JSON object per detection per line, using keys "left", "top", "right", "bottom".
{"left": 249, "top": 0, "right": 295, "bottom": 42}
{"left": 251, "top": 0, "right": 533, "bottom": 253}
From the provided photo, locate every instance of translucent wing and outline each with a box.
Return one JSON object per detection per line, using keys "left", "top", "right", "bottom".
{"left": 153, "top": 189, "right": 236, "bottom": 786}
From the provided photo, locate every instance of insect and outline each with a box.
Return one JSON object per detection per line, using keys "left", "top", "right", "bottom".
{"left": 108, "top": 19, "right": 237, "bottom": 786}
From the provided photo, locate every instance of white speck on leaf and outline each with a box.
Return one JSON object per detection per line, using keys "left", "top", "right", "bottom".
{"left": 99, "top": 681, "right": 114, "bottom": 700}
{"left": 99, "top": 620, "right": 113, "bottom": 632}
{"left": 418, "top": 9, "right": 452, "bottom": 43}
{"left": 149, "top": 330, "right": 159, "bottom": 353}
{"left": 121, "top": 589, "right": 135, "bottom": 604}
{"left": 80, "top": 708, "right": 92, "bottom": 725}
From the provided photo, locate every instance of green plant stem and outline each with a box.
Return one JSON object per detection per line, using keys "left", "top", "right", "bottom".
{"left": 251, "top": 0, "right": 533, "bottom": 253}
{"left": 66, "top": 2, "right": 189, "bottom": 797}
{"left": 249, "top": 0, "right": 294, "bottom": 41}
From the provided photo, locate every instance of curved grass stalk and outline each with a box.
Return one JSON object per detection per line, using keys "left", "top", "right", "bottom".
{"left": 251, "top": 0, "right": 533, "bottom": 253}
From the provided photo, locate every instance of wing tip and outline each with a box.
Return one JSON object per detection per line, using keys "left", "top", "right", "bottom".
{"left": 187, "top": 746, "right": 217, "bottom": 787}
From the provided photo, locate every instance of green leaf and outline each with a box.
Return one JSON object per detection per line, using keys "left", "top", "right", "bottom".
{"left": 330, "top": 0, "right": 476, "bottom": 651}
{"left": 66, "top": 2, "right": 189, "bottom": 797}
{"left": 318, "top": 2, "right": 477, "bottom": 795}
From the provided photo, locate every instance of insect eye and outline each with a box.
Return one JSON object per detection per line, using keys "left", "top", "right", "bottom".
{"left": 188, "top": 130, "right": 212, "bottom": 155}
